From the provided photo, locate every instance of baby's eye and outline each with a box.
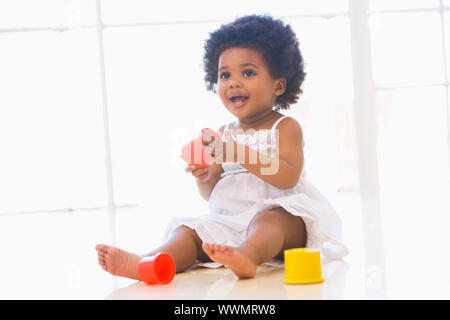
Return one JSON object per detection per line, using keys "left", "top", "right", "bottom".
{"left": 219, "top": 72, "right": 230, "bottom": 80}
{"left": 243, "top": 69, "right": 255, "bottom": 78}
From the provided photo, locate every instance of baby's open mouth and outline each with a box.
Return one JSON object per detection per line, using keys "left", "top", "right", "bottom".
{"left": 230, "top": 96, "right": 249, "bottom": 106}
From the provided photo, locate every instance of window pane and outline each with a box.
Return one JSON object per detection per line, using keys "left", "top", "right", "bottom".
{"left": 288, "top": 17, "right": 356, "bottom": 191}
{"left": 289, "top": 17, "right": 353, "bottom": 103}
{"left": 369, "top": 0, "right": 439, "bottom": 11}
{"left": 377, "top": 86, "right": 450, "bottom": 288}
{"left": 369, "top": 12, "right": 445, "bottom": 87}
{"left": 376, "top": 87, "right": 450, "bottom": 190}
{"left": 104, "top": 17, "right": 354, "bottom": 212}
{"left": 103, "top": 23, "right": 228, "bottom": 212}
{"left": 101, "top": 0, "right": 348, "bottom": 25}
{"left": 0, "top": 30, "right": 106, "bottom": 213}
{"left": 445, "top": 11, "right": 450, "bottom": 78}
{"left": 0, "top": 0, "right": 96, "bottom": 29}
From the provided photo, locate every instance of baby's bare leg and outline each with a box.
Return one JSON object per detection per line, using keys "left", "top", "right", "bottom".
{"left": 203, "top": 207, "right": 306, "bottom": 279}
{"left": 244, "top": 207, "right": 307, "bottom": 263}
{"left": 96, "top": 226, "right": 207, "bottom": 280}
{"left": 141, "top": 225, "right": 209, "bottom": 273}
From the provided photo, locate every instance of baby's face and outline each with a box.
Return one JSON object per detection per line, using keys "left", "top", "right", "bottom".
{"left": 217, "top": 47, "right": 284, "bottom": 121}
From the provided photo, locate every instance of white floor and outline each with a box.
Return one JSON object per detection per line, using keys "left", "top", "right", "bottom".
{"left": 1, "top": 182, "right": 450, "bottom": 299}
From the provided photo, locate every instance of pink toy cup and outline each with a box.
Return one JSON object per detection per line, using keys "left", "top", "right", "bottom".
{"left": 138, "top": 252, "right": 176, "bottom": 285}
{"left": 181, "top": 128, "right": 222, "bottom": 169}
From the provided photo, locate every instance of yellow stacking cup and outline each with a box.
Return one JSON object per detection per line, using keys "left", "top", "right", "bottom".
{"left": 284, "top": 248, "right": 324, "bottom": 284}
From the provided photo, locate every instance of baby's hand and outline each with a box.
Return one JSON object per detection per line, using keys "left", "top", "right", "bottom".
{"left": 185, "top": 164, "right": 211, "bottom": 182}
{"left": 202, "top": 130, "right": 224, "bottom": 162}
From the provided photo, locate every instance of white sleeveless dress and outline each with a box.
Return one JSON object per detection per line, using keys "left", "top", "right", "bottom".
{"left": 164, "top": 115, "right": 349, "bottom": 267}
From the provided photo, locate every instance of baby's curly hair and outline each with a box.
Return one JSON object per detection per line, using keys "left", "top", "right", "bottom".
{"left": 203, "top": 14, "right": 306, "bottom": 111}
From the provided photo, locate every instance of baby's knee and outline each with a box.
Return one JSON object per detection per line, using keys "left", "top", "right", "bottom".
{"left": 250, "top": 207, "right": 302, "bottom": 233}
{"left": 172, "top": 225, "right": 194, "bottom": 236}
{"left": 252, "top": 207, "right": 287, "bottom": 223}
{"left": 172, "top": 225, "right": 202, "bottom": 244}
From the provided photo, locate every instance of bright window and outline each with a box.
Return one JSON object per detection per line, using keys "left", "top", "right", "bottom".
{"left": 101, "top": 0, "right": 348, "bottom": 24}
{"left": 0, "top": 29, "right": 106, "bottom": 213}
{"left": 369, "top": 0, "right": 439, "bottom": 11}
{"left": 0, "top": 0, "right": 96, "bottom": 28}
{"left": 1, "top": 0, "right": 449, "bottom": 216}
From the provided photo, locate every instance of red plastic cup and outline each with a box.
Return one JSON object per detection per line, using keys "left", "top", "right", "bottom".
{"left": 138, "top": 252, "right": 176, "bottom": 285}
{"left": 181, "top": 128, "right": 222, "bottom": 169}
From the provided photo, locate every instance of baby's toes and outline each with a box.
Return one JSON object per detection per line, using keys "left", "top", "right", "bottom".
{"left": 202, "top": 243, "right": 211, "bottom": 255}
{"left": 213, "top": 244, "right": 228, "bottom": 253}
{"left": 213, "top": 245, "right": 224, "bottom": 252}
{"left": 95, "top": 244, "right": 110, "bottom": 256}
{"left": 98, "top": 257, "right": 106, "bottom": 268}
{"left": 219, "top": 245, "right": 233, "bottom": 255}
{"left": 98, "top": 254, "right": 105, "bottom": 263}
{"left": 202, "top": 243, "right": 214, "bottom": 256}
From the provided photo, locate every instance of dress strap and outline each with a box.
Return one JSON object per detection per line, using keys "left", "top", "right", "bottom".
{"left": 270, "top": 115, "right": 305, "bottom": 149}
{"left": 222, "top": 122, "right": 231, "bottom": 141}
{"left": 271, "top": 115, "right": 290, "bottom": 133}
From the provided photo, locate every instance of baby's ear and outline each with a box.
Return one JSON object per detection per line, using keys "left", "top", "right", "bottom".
{"left": 275, "top": 78, "right": 286, "bottom": 96}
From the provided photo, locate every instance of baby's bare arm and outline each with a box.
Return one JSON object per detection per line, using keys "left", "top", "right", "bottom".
{"left": 186, "top": 162, "right": 223, "bottom": 201}
{"left": 219, "top": 118, "right": 304, "bottom": 189}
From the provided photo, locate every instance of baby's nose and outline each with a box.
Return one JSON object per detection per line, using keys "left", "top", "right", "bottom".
{"left": 229, "top": 79, "right": 241, "bottom": 88}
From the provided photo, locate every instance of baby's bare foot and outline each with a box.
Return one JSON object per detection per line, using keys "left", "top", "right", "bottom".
{"left": 95, "top": 244, "right": 142, "bottom": 280}
{"left": 202, "top": 243, "right": 258, "bottom": 279}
